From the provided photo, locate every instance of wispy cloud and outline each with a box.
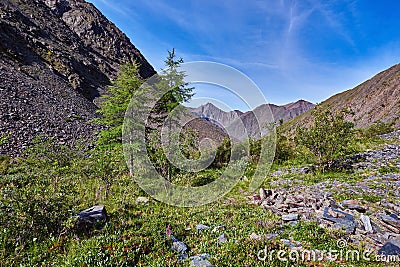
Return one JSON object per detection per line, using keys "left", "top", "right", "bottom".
{"left": 307, "top": 0, "right": 356, "bottom": 46}
{"left": 89, "top": 0, "right": 400, "bottom": 107}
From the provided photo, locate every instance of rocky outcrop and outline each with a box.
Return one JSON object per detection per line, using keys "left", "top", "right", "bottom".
{"left": 44, "top": 0, "right": 155, "bottom": 80}
{"left": 0, "top": 0, "right": 155, "bottom": 155}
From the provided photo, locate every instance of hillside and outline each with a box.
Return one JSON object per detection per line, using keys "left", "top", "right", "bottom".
{"left": 0, "top": 0, "right": 155, "bottom": 155}
{"left": 284, "top": 64, "right": 400, "bottom": 132}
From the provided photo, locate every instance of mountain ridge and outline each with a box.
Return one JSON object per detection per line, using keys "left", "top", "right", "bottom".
{"left": 283, "top": 64, "right": 400, "bottom": 132}
{"left": 189, "top": 100, "right": 315, "bottom": 140}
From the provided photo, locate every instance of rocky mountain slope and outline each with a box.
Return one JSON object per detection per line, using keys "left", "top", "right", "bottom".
{"left": 0, "top": 0, "right": 155, "bottom": 155}
{"left": 189, "top": 100, "right": 315, "bottom": 140}
{"left": 284, "top": 64, "right": 400, "bottom": 131}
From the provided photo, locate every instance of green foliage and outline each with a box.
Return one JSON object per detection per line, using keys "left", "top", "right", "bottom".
{"left": 274, "top": 126, "right": 296, "bottom": 164}
{"left": 144, "top": 49, "right": 194, "bottom": 181}
{"left": 1, "top": 134, "right": 395, "bottom": 266}
{"left": 359, "top": 121, "right": 395, "bottom": 139}
{"left": 295, "top": 106, "right": 355, "bottom": 171}
{"left": 0, "top": 133, "right": 10, "bottom": 146}
{"left": 212, "top": 137, "right": 232, "bottom": 168}
{"left": 179, "top": 129, "right": 201, "bottom": 160}
{"left": 95, "top": 62, "right": 143, "bottom": 147}
{"left": 150, "top": 48, "right": 194, "bottom": 116}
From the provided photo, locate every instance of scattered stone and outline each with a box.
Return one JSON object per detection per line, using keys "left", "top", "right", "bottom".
{"left": 360, "top": 215, "right": 373, "bottom": 233}
{"left": 178, "top": 253, "right": 189, "bottom": 261}
{"left": 381, "top": 202, "right": 400, "bottom": 214}
{"left": 378, "top": 241, "right": 400, "bottom": 255}
{"left": 190, "top": 254, "right": 213, "bottom": 267}
{"left": 282, "top": 213, "right": 299, "bottom": 222}
{"left": 246, "top": 135, "right": 400, "bottom": 253}
{"left": 259, "top": 188, "right": 272, "bottom": 200}
{"left": 373, "top": 217, "right": 399, "bottom": 234}
{"left": 281, "top": 239, "right": 302, "bottom": 248}
{"left": 323, "top": 207, "right": 357, "bottom": 234}
{"left": 250, "top": 233, "right": 277, "bottom": 241}
{"left": 136, "top": 196, "right": 149, "bottom": 205}
{"left": 196, "top": 224, "right": 210, "bottom": 231}
{"left": 250, "top": 233, "right": 262, "bottom": 241}
{"left": 259, "top": 188, "right": 267, "bottom": 200}
{"left": 379, "top": 214, "right": 400, "bottom": 229}
{"left": 77, "top": 206, "right": 107, "bottom": 226}
{"left": 342, "top": 200, "right": 367, "bottom": 213}
{"left": 265, "top": 233, "right": 278, "bottom": 240}
{"left": 217, "top": 233, "right": 227, "bottom": 244}
{"left": 171, "top": 236, "right": 188, "bottom": 254}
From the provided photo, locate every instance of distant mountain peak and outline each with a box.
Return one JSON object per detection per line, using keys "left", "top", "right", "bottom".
{"left": 188, "top": 100, "right": 315, "bottom": 140}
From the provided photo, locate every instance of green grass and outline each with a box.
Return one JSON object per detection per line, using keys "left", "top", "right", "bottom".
{"left": 1, "top": 135, "right": 399, "bottom": 266}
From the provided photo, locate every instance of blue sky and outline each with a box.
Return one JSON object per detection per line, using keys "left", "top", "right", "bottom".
{"left": 88, "top": 0, "right": 400, "bottom": 110}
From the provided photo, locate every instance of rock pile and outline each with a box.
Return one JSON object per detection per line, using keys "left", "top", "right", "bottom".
{"left": 252, "top": 187, "right": 400, "bottom": 253}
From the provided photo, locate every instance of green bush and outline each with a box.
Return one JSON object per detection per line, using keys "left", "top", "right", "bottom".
{"left": 295, "top": 106, "right": 355, "bottom": 172}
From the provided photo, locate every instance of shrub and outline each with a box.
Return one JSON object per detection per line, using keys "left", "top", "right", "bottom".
{"left": 274, "top": 127, "right": 296, "bottom": 164}
{"left": 295, "top": 106, "right": 355, "bottom": 172}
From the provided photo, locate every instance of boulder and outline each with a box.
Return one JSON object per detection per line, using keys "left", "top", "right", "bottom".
{"left": 77, "top": 205, "right": 107, "bottom": 226}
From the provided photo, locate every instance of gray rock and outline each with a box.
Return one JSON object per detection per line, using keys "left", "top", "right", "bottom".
{"left": 196, "top": 224, "right": 210, "bottom": 231}
{"left": 78, "top": 206, "right": 107, "bottom": 225}
{"left": 341, "top": 200, "right": 366, "bottom": 213}
{"left": 281, "top": 239, "right": 302, "bottom": 248}
{"left": 190, "top": 254, "right": 213, "bottom": 267}
{"left": 282, "top": 213, "right": 299, "bottom": 222}
{"left": 171, "top": 236, "right": 188, "bottom": 254}
{"left": 211, "top": 226, "right": 225, "bottom": 233}
{"left": 217, "top": 233, "right": 227, "bottom": 244}
{"left": 178, "top": 253, "right": 189, "bottom": 261}
{"left": 249, "top": 233, "right": 262, "bottom": 241}
{"left": 360, "top": 215, "right": 373, "bottom": 233}
{"left": 380, "top": 214, "right": 400, "bottom": 229}
{"left": 322, "top": 207, "right": 357, "bottom": 234}
{"left": 259, "top": 188, "right": 267, "bottom": 200}
{"left": 136, "top": 196, "right": 150, "bottom": 205}
{"left": 378, "top": 241, "right": 400, "bottom": 255}
{"left": 249, "top": 232, "right": 278, "bottom": 241}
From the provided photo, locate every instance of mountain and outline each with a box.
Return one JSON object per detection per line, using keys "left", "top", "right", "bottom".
{"left": 189, "top": 102, "right": 244, "bottom": 129}
{"left": 189, "top": 100, "right": 315, "bottom": 140}
{"left": 284, "top": 64, "right": 400, "bottom": 131}
{"left": 0, "top": 0, "right": 155, "bottom": 155}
